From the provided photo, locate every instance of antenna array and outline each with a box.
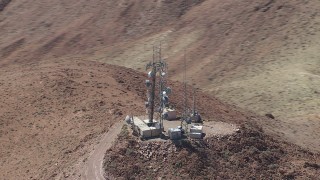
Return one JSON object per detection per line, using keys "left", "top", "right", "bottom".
{"left": 145, "top": 44, "right": 170, "bottom": 129}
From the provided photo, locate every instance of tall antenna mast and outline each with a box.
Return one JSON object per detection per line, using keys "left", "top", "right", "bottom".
{"left": 145, "top": 44, "right": 169, "bottom": 129}
{"left": 184, "top": 50, "right": 187, "bottom": 117}
{"left": 148, "top": 46, "right": 156, "bottom": 124}
{"left": 158, "top": 42, "right": 163, "bottom": 129}
{"left": 192, "top": 86, "right": 195, "bottom": 115}
{"left": 181, "top": 49, "right": 189, "bottom": 132}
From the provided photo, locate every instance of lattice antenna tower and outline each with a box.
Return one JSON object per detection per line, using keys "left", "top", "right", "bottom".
{"left": 146, "top": 46, "right": 156, "bottom": 125}
{"left": 145, "top": 43, "right": 169, "bottom": 129}
{"left": 157, "top": 43, "right": 168, "bottom": 129}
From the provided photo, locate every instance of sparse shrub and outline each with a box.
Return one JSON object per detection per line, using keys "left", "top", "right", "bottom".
{"left": 222, "top": 149, "right": 231, "bottom": 159}
{"left": 268, "top": 163, "right": 279, "bottom": 169}
{"left": 304, "top": 162, "right": 320, "bottom": 169}
{"left": 118, "top": 124, "right": 129, "bottom": 139}
{"left": 126, "top": 148, "right": 134, "bottom": 156}
{"left": 174, "top": 161, "right": 183, "bottom": 169}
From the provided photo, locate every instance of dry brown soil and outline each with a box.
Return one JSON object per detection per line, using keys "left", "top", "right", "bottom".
{"left": 1, "top": 0, "right": 320, "bottom": 179}
{"left": 104, "top": 123, "right": 320, "bottom": 179}
{"left": 0, "top": 60, "right": 145, "bottom": 179}
{"left": 0, "top": 59, "right": 272, "bottom": 179}
{"left": 0, "top": 0, "right": 319, "bottom": 152}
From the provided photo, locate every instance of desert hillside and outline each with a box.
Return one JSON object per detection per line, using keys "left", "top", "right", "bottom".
{"left": 0, "top": 0, "right": 320, "bottom": 178}
{"left": 1, "top": 1, "right": 320, "bottom": 143}
{"left": 0, "top": 59, "right": 261, "bottom": 179}
{"left": 0, "top": 59, "right": 318, "bottom": 179}
{"left": 0, "top": 60, "right": 144, "bottom": 179}
{"left": 1, "top": 0, "right": 319, "bottom": 119}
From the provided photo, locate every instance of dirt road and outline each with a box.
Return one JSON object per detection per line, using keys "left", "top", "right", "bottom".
{"left": 83, "top": 122, "right": 123, "bottom": 180}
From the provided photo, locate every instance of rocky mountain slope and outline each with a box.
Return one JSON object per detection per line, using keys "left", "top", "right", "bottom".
{"left": 0, "top": 60, "right": 145, "bottom": 179}
{"left": 0, "top": 59, "right": 261, "bottom": 179}
{"left": 104, "top": 123, "right": 319, "bottom": 179}
{"left": 1, "top": 0, "right": 319, "bottom": 151}
{"left": 1, "top": 1, "right": 320, "bottom": 178}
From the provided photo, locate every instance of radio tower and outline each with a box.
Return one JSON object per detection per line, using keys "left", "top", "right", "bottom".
{"left": 181, "top": 50, "right": 189, "bottom": 133}
{"left": 145, "top": 44, "right": 169, "bottom": 129}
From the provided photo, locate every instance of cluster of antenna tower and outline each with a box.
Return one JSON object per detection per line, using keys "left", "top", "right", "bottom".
{"left": 125, "top": 45, "right": 203, "bottom": 139}
{"left": 144, "top": 45, "right": 201, "bottom": 134}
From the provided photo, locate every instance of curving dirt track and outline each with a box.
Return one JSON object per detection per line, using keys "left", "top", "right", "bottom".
{"left": 83, "top": 122, "right": 123, "bottom": 180}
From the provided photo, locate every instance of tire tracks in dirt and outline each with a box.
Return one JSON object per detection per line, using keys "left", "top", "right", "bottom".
{"left": 82, "top": 121, "right": 123, "bottom": 180}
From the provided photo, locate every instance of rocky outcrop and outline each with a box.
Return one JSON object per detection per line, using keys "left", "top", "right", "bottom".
{"left": 0, "top": 0, "right": 11, "bottom": 11}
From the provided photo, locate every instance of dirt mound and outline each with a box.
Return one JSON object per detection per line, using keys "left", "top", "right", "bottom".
{"left": 104, "top": 123, "right": 320, "bottom": 179}
{"left": 0, "top": 60, "right": 146, "bottom": 179}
